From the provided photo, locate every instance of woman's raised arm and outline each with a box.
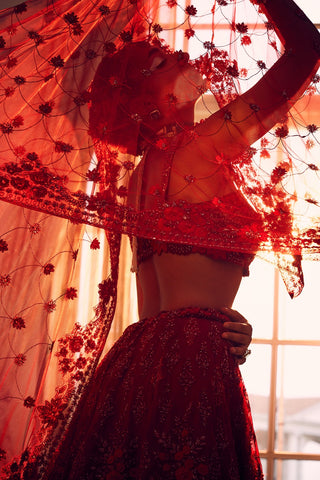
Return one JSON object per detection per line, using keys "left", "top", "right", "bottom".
{"left": 196, "top": 0, "right": 320, "bottom": 159}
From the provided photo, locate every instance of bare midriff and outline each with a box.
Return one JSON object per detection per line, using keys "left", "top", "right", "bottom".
{"left": 137, "top": 252, "right": 243, "bottom": 319}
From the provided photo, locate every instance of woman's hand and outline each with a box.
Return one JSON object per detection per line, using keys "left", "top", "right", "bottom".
{"left": 220, "top": 307, "right": 253, "bottom": 365}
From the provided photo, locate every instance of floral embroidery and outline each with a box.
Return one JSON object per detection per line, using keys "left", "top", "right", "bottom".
{"left": 65, "top": 287, "right": 78, "bottom": 300}
{"left": 185, "top": 5, "right": 197, "bottom": 16}
{"left": 90, "top": 238, "right": 100, "bottom": 249}
{"left": 0, "top": 274, "right": 11, "bottom": 287}
{"left": 14, "top": 353, "right": 26, "bottom": 366}
{"left": 43, "top": 263, "right": 55, "bottom": 275}
{"left": 23, "top": 396, "right": 35, "bottom": 408}
{"left": 0, "top": 239, "right": 8, "bottom": 252}
{"left": 185, "top": 29, "right": 195, "bottom": 39}
{"left": 12, "top": 317, "right": 26, "bottom": 329}
{"left": 44, "top": 300, "right": 56, "bottom": 312}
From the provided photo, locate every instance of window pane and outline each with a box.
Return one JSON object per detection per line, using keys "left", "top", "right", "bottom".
{"left": 295, "top": 0, "right": 320, "bottom": 23}
{"left": 278, "top": 262, "right": 320, "bottom": 340}
{"left": 275, "top": 346, "right": 320, "bottom": 453}
{"left": 241, "top": 344, "right": 271, "bottom": 450}
{"left": 275, "top": 459, "right": 320, "bottom": 480}
{"left": 234, "top": 260, "right": 274, "bottom": 339}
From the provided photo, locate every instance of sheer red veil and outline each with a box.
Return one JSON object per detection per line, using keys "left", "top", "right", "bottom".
{"left": 0, "top": 0, "right": 320, "bottom": 477}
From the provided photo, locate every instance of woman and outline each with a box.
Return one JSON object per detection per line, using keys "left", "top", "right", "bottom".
{"left": 1, "top": 0, "right": 320, "bottom": 478}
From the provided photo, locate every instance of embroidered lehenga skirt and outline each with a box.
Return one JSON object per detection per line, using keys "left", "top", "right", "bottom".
{"left": 46, "top": 308, "right": 263, "bottom": 479}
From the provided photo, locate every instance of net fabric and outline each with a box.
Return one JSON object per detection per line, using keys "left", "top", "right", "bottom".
{"left": 0, "top": 0, "right": 320, "bottom": 477}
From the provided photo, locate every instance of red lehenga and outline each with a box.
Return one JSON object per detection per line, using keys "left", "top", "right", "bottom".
{"left": 0, "top": 0, "right": 320, "bottom": 479}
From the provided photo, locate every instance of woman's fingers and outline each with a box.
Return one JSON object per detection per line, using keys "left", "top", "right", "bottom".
{"left": 220, "top": 306, "right": 249, "bottom": 324}
{"left": 222, "top": 330, "right": 251, "bottom": 347}
{"left": 219, "top": 307, "right": 253, "bottom": 363}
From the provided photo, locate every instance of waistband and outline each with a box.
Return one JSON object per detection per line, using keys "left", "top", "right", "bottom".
{"left": 140, "top": 307, "right": 230, "bottom": 324}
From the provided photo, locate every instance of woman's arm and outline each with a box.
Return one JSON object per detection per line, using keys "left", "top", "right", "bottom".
{"left": 196, "top": 0, "right": 320, "bottom": 159}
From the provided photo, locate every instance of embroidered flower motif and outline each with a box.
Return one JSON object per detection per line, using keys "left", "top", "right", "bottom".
{"left": 43, "top": 263, "right": 55, "bottom": 275}
{"left": 13, "top": 75, "right": 26, "bottom": 85}
{"left": 235, "top": 22, "right": 248, "bottom": 34}
{"left": 227, "top": 61, "right": 239, "bottom": 77}
{"left": 23, "top": 396, "right": 35, "bottom": 408}
{"left": 11, "top": 176, "right": 29, "bottom": 190}
{"left": 120, "top": 31, "right": 133, "bottom": 42}
{"left": 50, "top": 55, "right": 65, "bottom": 69}
{"left": 260, "top": 149, "right": 270, "bottom": 159}
{"left": 155, "top": 138, "right": 169, "bottom": 150}
{"left": 14, "top": 146, "right": 26, "bottom": 158}
{"left": 99, "top": 5, "right": 111, "bottom": 15}
{"left": 98, "top": 278, "right": 113, "bottom": 301}
{"left": 64, "top": 12, "right": 79, "bottom": 24}
{"left": 63, "top": 12, "right": 83, "bottom": 35}
{"left": 0, "top": 239, "right": 8, "bottom": 252}
{"left": 5, "top": 163, "right": 20, "bottom": 175}
{"left": 86, "top": 49, "right": 97, "bottom": 59}
{"left": 73, "top": 90, "right": 91, "bottom": 106}
{"left": 15, "top": 353, "right": 26, "bottom": 366}
{"left": 29, "top": 223, "right": 41, "bottom": 234}
{"left": 6, "top": 56, "right": 17, "bottom": 69}
{"left": 250, "top": 103, "right": 260, "bottom": 112}
{"left": 72, "top": 249, "right": 79, "bottom": 260}
{"left": 38, "top": 396, "right": 67, "bottom": 427}
{"left": 0, "top": 274, "right": 11, "bottom": 287}
{"left": 90, "top": 238, "right": 100, "bottom": 250}
{"left": 203, "top": 41, "right": 215, "bottom": 50}
{"left": 86, "top": 167, "right": 101, "bottom": 182}
{"left": 275, "top": 125, "right": 289, "bottom": 138}
{"left": 167, "top": 0, "right": 177, "bottom": 7}
{"left": 184, "top": 175, "right": 195, "bottom": 184}
{"left": 312, "top": 74, "right": 320, "bottom": 84}
{"left": 12, "top": 115, "right": 24, "bottom": 127}
{"left": 68, "top": 335, "right": 83, "bottom": 353}
{"left": 85, "top": 338, "right": 96, "bottom": 352}
{"left": 257, "top": 60, "right": 267, "bottom": 70}
{"left": 306, "top": 139, "right": 315, "bottom": 150}
{"left": 104, "top": 42, "right": 116, "bottom": 54}
{"left": 28, "top": 31, "right": 44, "bottom": 45}
{"left": 152, "top": 23, "right": 163, "bottom": 34}
{"left": 166, "top": 93, "right": 178, "bottom": 105}
{"left": 184, "top": 29, "right": 195, "bottom": 39}
{"left": 44, "top": 300, "right": 56, "bottom": 313}
{"left": 54, "top": 141, "right": 73, "bottom": 153}
{"left": 122, "top": 160, "right": 135, "bottom": 171}
{"left": 37, "top": 101, "right": 54, "bottom": 116}
{"left": 308, "top": 163, "right": 319, "bottom": 171}
{"left": 0, "top": 122, "right": 13, "bottom": 134}
{"left": 5, "top": 87, "right": 14, "bottom": 97}
{"left": 75, "top": 356, "right": 87, "bottom": 369}
{"left": 241, "top": 35, "right": 251, "bottom": 46}
{"left": 65, "top": 287, "right": 77, "bottom": 300}
{"left": 271, "top": 165, "right": 288, "bottom": 184}
{"left": 185, "top": 5, "right": 197, "bottom": 16}
{"left": 307, "top": 124, "right": 318, "bottom": 133}
{"left": 12, "top": 316, "right": 26, "bottom": 329}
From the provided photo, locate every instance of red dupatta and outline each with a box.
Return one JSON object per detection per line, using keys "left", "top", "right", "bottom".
{"left": 0, "top": 0, "right": 320, "bottom": 477}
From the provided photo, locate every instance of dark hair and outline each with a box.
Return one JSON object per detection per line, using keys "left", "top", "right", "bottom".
{"left": 89, "top": 41, "right": 160, "bottom": 155}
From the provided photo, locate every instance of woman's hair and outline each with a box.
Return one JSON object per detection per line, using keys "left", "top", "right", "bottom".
{"left": 89, "top": 41, "right": 161, "bottom": 155}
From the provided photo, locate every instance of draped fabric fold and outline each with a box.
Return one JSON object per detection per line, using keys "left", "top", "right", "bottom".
{"left": 0, "top": 0, "right": 320, "bottom": 476}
